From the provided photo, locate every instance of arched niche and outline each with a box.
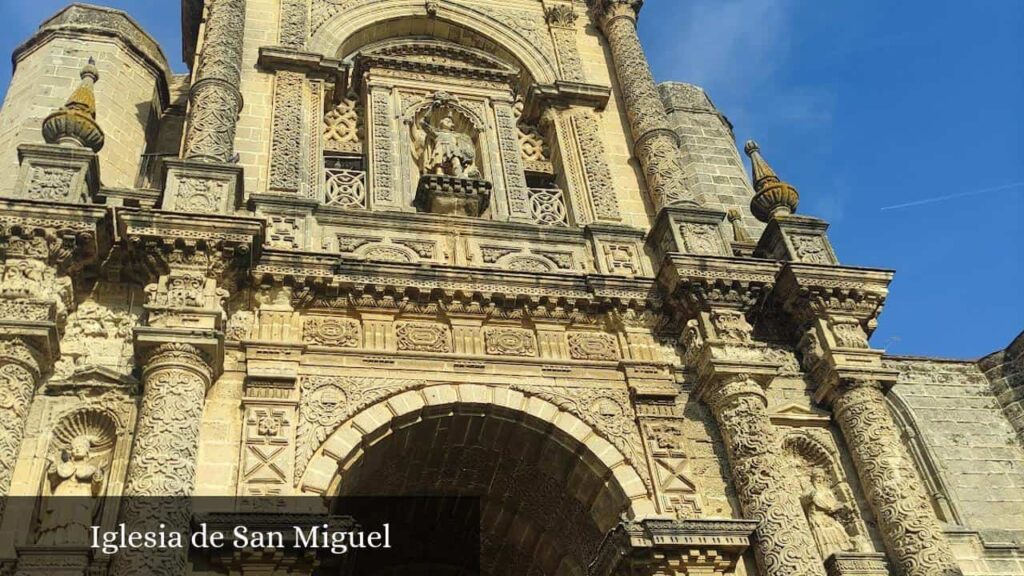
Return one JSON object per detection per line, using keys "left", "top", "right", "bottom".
{"left": 886, "top": 391, "right": 966, "bottom": 526}
{"left": 29, "top": 406, "right": 132, "bottom": 546}
{"left": 310, "top": 0, "right": 558, "bottom": 88}
{"left": 298, "top": 383, "right": 655, "bottom": 575}
{"left": 781, "top": 430, "right": 873, "bottom": 558}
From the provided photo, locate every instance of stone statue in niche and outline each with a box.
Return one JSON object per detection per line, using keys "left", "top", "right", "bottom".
{"left": 414, "top": 113, "right": 481, "bottom": 180}
{"left": 407, "top": 93, "right": 492, "bottom": 217}
{"left": 36, "top": 436, "right": 105, "bottom": 546}
{"left": 800, "top": 468, "right": 859, "bottom": 559}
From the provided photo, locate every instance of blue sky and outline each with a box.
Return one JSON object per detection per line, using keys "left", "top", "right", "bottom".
{"left": 1, "top": 1, "right": 1020, "bottom": 359}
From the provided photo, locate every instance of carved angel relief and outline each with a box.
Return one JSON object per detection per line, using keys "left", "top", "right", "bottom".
{"left": 36, "top": 410, "right": 116, "bottom": 545}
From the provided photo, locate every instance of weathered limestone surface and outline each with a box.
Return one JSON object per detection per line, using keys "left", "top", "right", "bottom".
{"left": 0, "top": 1, "right": 1019, "bottom": 575}
{"left": 886, "top": 357, "right": 1024, "bottom": 542}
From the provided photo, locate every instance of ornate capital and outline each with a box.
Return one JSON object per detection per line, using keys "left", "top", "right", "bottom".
{"left": 590, "top": 0, "right": 643, "bottom": 30}
{"left": 141, "top": 342, "right": 214, "bottom": 384}
{"left": 0, "top": 336, "right": 43, "bottom": 381}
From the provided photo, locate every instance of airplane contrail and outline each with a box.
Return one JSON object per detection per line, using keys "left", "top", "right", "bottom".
{"left": 880, "top": 182, "right": 1024, "bottom": 211}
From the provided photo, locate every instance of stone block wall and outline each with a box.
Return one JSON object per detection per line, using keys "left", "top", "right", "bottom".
{"left": 980, "top": 331, "right": 1024, "bottom": 441}
{"left": 885, "top": 357, "right": 1024, "bottom": 543}
{"left": 658, "top": 82, "right": 762, "bottom": 240}
{"left": 0, "top": 5, "right": 172, "bottom": 194}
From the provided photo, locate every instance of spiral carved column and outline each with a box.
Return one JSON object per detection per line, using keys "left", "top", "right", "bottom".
{"left": 183, "top": 0, "right": 246, "bottom": 162}
{"left": 831, "top": 382, "right": 962, "bottom": 576}
{"left": 0, "top": 337, "right": 41, "bottom": 522}
{"left": 701, "top": 376, "right": 826, "bottom": 576}
{"left": 110, "top": 343, "right": 213, "bottom": 576}
{"left": 594, "top": 1, "right": 693, "bottom": 209}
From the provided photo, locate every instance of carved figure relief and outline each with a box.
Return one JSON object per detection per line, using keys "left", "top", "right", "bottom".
{"left": 801, "top": 468, "right": 857, "bottom": 560}
{"left": 783, "top": 431, "right": 870, "bottom": 561}
{"left": 410, "top": 96, "right": 482, "bottom": 180}
{"left": 37, "top": 436, "right": 105, "bottom": 545}
{"left": 37, "top": 409, "right": 116, "bottom": 546}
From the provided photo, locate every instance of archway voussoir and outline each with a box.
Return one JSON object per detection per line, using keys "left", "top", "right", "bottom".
{"left": 612, "top": 466, "right": 647, "bottom": 500}
{"left": 492, "top": 386, "right": 526, "bottom": 411}
{"left": 584, "top": 436, "right": 622, "bottom": 469}
{"left": 458, "top": 383, "right": 493, "bottom": 405}
{"left": 321, "top": 425, "right": 364, "bottom": 462}
{"left": 627, "top": 496, "right": 658, "bottom": 518}
{"left": 387, "top": 389, "right": 427, "bottom": 417}
{"left": 350, "top": 403, "right": 393, "bottom": 436}
{"left": 301, "top": 455, "right": 338, "bottom": 494}
{"left": 524, "top": 396, "right": 559, "bottom": 423}
{"left": 422, "top": 383, "right": 459, "bottom": 406}
{"left": 552, "top": 411, "right": 591, "bottom": 445}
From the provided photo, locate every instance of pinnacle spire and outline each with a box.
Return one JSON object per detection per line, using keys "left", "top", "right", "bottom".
{"left": 41, "top": 57, "right": 105, "bottom": 152}
{"left": 745, "top": 140, "right": 798, "bottom": 222}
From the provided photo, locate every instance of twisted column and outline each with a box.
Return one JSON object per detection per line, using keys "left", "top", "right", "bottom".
{"left": 183, "top": 0, "right": 246, "bottom": 162}
{"left": 0, "top": 337, "right": 41, "bottom": 521}
{"left": 110, "top": 343, "right": 213, "bottom": 576}
{"left": 831, "top": 382, "right": 962, "bottom": 576}
{"left": 595, "top": 1, "right": 693, "bottom": 209}
{"left": 701, "top": 375, "right": 826, "bottom": 576}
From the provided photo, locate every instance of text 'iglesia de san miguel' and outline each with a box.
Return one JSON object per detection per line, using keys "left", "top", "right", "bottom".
{"left": 0, "top": 0, "right": 1020, "bottom": 575}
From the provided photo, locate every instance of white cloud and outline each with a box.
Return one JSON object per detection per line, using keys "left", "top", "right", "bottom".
{"left": 667, "top": 0, "right": 793, "bottom": 94}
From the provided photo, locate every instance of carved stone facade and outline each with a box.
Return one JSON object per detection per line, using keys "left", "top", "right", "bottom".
{"left": 0, "top": 1, "right": 1019, "bottom": 575}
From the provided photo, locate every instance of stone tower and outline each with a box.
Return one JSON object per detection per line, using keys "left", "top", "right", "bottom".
{"left": 0, "top": 1, "right": 1021, "bottom": 575}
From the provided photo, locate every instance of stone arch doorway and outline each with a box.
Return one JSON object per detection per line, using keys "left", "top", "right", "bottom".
{"left": 299, "top": 383, "right": 654, "bottom": 575}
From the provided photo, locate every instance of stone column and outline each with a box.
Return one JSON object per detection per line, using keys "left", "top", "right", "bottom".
{"left": 183, "top": 0, "right": 246, "bottom": 162}
{"left": 0, "top": 338, "right": 41, "bottom": 518}
{"left": 593, "top": 0, "right": 692, "bottom": 209}
{"left": 773, "top": 264, "right": 962, "bottom": 576}
{"left": 828, "top": 381, "right": 962, "bottom": 576}
{"left": 109, "top": 343, "right": 213, "bottom": 576}
{"left": 699, "top": 375, "right": 827, "bottom": 576}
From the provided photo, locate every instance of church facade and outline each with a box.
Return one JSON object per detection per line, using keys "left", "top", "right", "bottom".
{"left": 0, "top": 1, "right": 1021, "bottom": 574}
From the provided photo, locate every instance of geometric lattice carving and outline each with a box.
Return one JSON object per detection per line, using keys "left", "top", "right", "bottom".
{"left": 324, "top": 167, "right": 367, "bottom": 209}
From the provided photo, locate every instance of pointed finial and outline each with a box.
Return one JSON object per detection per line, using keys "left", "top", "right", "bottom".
{"left": 41, "top": 57, "right": 105, "bottom": 152}
{"left": 745, "top": 139, "right": 798, "bottom": 222}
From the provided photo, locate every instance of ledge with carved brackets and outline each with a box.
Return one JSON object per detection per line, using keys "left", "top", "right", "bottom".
{"left": 116, "top": 208, "right": 264, "bottom": 283}
{"left": 656, "top": 253, "right": 780, "bottom": 317}
{"left": 771, "top": 262, "right": 899, "bottom": 405}
{"left": 0, "top": 198, "right": 111, "bottom": 273}
{"left": 772, "top": 262, "right": 893, "bottom": 332}
{"left": 520, "top": 81, "right": 612, "bottom": 122}
{"left": 257, "top": 46, "right": 348, "bottom": 82}
{"left": 590, "top": 518, "right": 757, "bottom": 576}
